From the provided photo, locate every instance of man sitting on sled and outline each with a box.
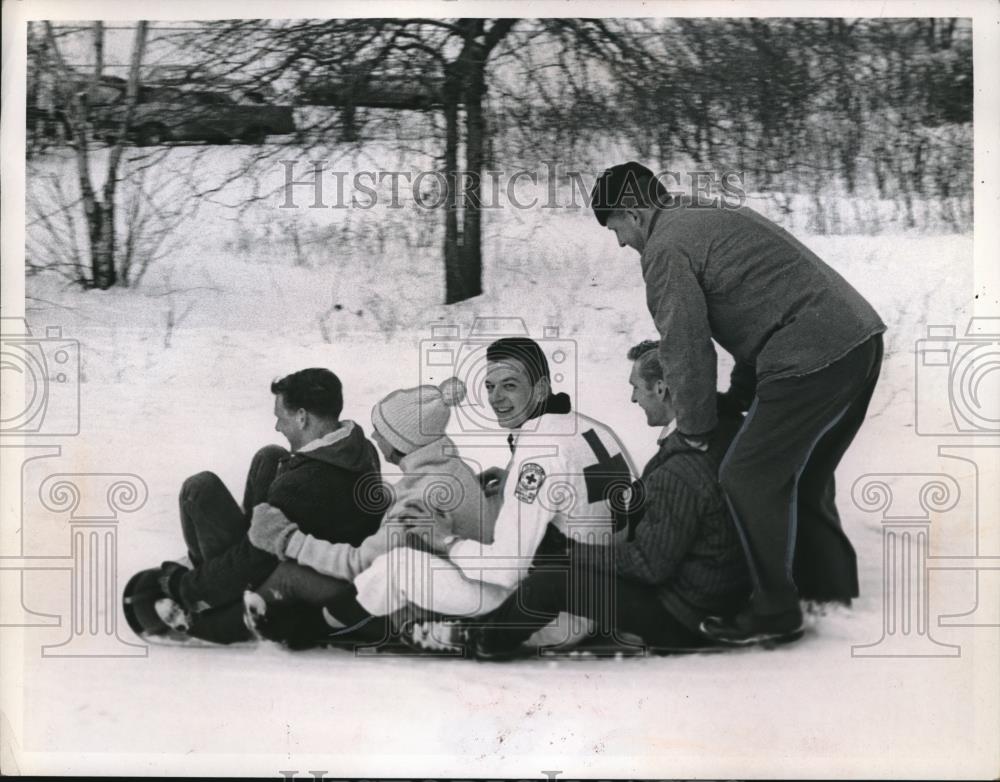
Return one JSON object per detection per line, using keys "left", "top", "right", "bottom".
{"left": 123, "top": 368, "right": 383, "bottom": 644}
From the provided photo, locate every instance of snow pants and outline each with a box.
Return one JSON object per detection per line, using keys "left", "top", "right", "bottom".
{"left": 176, "top": 445, "right": 286, "bottom": 610}
{"left": 719, "top": 333, "right": 884, "bottom": 616}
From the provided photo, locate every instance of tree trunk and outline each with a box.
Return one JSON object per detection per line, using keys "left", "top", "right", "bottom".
{"left": 87, "top": 22, "right": 149, "bottom": 290}
{"left": 442, "top": 74, "right": 464, "bottom": 304}
{"left": 92, "top": 22, "right": 104, "bottom": 91}
{"left": 85, "top": 21, "right": 144, "bottom": 289}
{"left": 27, "top": 22, "right": 42, "bottom": 155}
{"left": 339, "top": 103, "right": 358, "bottom": 142}
{"left": 84, "top": 21, "right": 117, "bottom": 288}
{"left": 459, "top": 63, "right": 485, "bottom": 300}
{"left": 44, "top": 23, "right": 100, "bottom": 287}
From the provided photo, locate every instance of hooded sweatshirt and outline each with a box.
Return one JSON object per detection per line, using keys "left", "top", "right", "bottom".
{"left": 177, "top": 421, "right": 383, "bottom": 610}
{"left": 286, "top": 434, "right": 500, "bottom": 583}
{"left": 268, "top": 421, "right": 384, "bottom": 545}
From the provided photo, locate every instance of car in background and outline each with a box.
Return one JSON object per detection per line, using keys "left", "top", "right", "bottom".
{"left": 96, "top": 84, "right": 295, "bottom": 146}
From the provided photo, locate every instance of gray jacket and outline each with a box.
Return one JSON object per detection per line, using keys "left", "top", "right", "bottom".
{"left": 641, "top": 204, "right": 886, "bottom": 436}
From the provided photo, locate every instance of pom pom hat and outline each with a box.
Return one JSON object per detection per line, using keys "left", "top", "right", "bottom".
{"left": 371, "top": 378, "right": 466, "bottom": 455}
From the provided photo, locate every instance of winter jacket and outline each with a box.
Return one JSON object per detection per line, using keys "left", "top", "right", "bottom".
{"left": 588, "top": 413, "right": 750, "bottom": 632}
{"left": 287, "top": 435, "right": 501, "bottom": 582}
{"left": 642, "top": 203, "right": 886, "bottom": 437}
{"left": 450, "top": 407, "right": 638, "bottom": 592}
{"left": 178, "top": 421, "right": 383, "bottom": 608}
{"left": 268, "top": 422, "right": 384, "bottom": 544}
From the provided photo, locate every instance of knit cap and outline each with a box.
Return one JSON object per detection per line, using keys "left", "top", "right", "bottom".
{"left": 371, "top": 377, "right": 466, "bottom": 455}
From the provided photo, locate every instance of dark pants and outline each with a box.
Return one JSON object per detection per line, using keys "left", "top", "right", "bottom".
{"left": 189, "top": 561, "right": 357, "bottom": 644}
{"left": 479, "top": 539, "right": 706, "bottom": 653}
{"left": 178, "top": 445, "right": 358, "bottom": 643}
{"left": 720, "top": 334, "right": 884, "bottom": 615}
{"left": 177, "top": 445, "right": 286, "bottom": 606}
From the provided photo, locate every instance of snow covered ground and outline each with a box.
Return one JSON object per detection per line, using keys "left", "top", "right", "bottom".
{"left": 4, "top": 144, "right": 998, "bottom": 778}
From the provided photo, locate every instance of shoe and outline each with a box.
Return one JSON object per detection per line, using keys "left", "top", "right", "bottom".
{"left": 700, "top": 606, "right": 804, "bottom": 647}
{"left": 242, "top": 591, "right": 270, "bottom": 641}
{"left": 123, "top": 567, "right": 181, "bottom": 638}
{"left": 802, "top": 598, "right": 852, "bottom": 617}
{"left": 154, "top": 598, "right": 192, "bottom": 633}
{"left": 397, "top": 618, "right": 469, "bottom": 654}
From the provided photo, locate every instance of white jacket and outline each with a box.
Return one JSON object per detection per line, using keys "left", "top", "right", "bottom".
{"left": 449, "top": 410, "right": 637, "bottom": 591}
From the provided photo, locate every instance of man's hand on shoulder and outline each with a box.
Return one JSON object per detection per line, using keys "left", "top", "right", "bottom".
{"left": 248, "top": 502, "right": 300, "bottom": 559}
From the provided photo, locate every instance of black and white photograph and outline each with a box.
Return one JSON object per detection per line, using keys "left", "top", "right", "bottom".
{"left": 1, "top": 0, "right": 998, "bottom": 777}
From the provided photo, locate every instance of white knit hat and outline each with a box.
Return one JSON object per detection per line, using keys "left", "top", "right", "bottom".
{"left": 371, "top": 378, "right": 466, "bottom": 455}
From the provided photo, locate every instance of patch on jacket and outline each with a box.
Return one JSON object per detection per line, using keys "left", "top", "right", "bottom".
{"left": 515, "top": 462, "right": 546, "bottom": 503}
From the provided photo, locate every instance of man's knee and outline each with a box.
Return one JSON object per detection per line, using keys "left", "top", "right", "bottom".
{"left": 251, "top": 444, "right": 289, "bottom": 470}
{"left": 181, "top": 471, "right": 225, "bottom": 501}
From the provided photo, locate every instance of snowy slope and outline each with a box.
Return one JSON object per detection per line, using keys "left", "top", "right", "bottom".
{"left": 5, "top": 146, "right": 997, "bottom": 777}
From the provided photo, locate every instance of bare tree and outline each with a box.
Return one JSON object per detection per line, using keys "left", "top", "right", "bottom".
{"left": 42, "top": 20, "right": 149, "bottom": 289}
{"left": 167, "top": 18, "right": 662, "bottom": 303}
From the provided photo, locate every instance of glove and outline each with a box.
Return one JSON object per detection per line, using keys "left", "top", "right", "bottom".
{"left": 403, "top": 522, "right": 456, "bottom": 557}
{"left": 478, "top": 466, "right": 507, "bottom": 498}
{"left": 157, "top": 561, "right": 189, "bottom": 602}
{"left": 248, "top": 503, "right": 300, "bottom": 559}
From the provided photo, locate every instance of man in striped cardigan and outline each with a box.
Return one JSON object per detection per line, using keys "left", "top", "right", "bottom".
{"left": 473, "top": 340, "right": 750, "bottom": 657}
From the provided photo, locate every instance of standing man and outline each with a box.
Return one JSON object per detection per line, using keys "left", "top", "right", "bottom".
{"left": 590, "top": 162, "right": 885, "bottom": 645}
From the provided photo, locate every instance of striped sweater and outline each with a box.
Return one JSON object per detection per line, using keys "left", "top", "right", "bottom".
{"left": 594, "top": 422, "right": 750, "bottom": 632}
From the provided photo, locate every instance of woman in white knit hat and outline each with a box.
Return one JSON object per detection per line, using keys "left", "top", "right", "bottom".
{"left": 367, "top": 376, "right": 497, "bottom": 547}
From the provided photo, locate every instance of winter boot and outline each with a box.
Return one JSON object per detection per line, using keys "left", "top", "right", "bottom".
{"left": 700, "top": 605, "right": 804, "bottom": 647}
